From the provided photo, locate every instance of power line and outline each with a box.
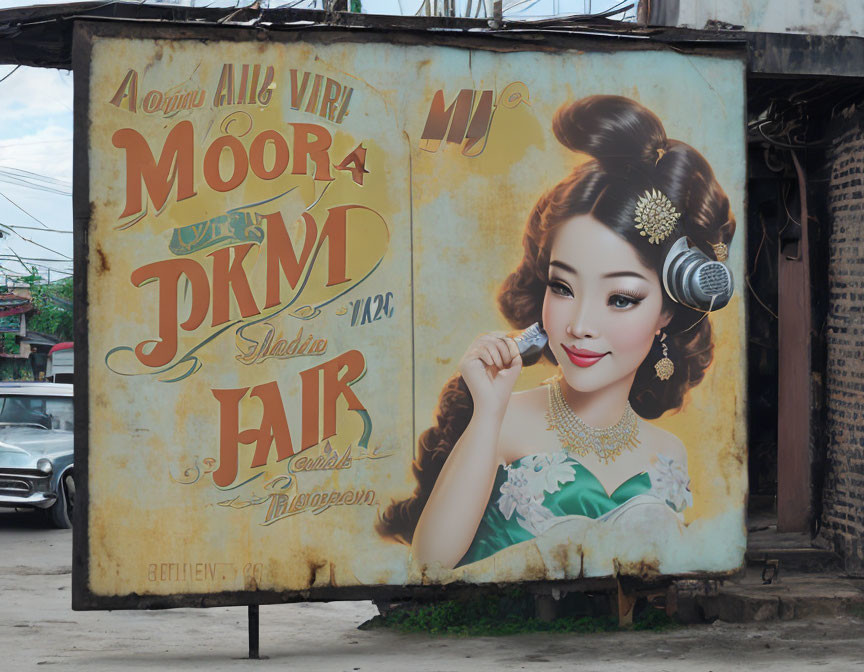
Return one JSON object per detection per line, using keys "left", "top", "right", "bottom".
{"left": 0, "top": 265, "right": 45, "bottom": 282}
{"left": 0, "top": 262, "right": 71, "bottom": 278}
{"left": 0, "top": 175, "right": 71, "bottom": 196}
{"left": 0, "top": 138, "right": 72, "bottom": 148}
{"left": 0, "top": 260, "right": 73, "bottom": 277}
{"left": 0, "top": 167, "right": 71, "bottom": 187}
{"left": 0, "top": 191, "right": 52, "bottom": 230}
{"left": 0, "top": 221, "right": 71, "bottom": 234}
{"left": 0, "top": 254, "right": 72, "bottom": 263}
{"left": 1, "top": 226, "right": 73, "bottom": 259}
{"left": 4, "top": 262, "right": 73, "bottom": 277}
{"left": 0, "top": 66, "right": 20, "bottom": 85}
{"left": 0, "top": 169, "right": 72, "bottom": 196}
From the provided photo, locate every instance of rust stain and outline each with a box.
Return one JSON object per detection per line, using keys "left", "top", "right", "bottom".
{"left": 306, "top": 558, "right": 327, "bottom": 588}
{"left": 613, "top": 556, "right": 661, "bottom": 581}
{"left": 83, "top": 36, "right": 746, "bottom": 601}
{"left": 548, "top": 541, "right": 570, "bottom": 571}
{"left": 95, "top": 245, "right": 110, "bottom": 275}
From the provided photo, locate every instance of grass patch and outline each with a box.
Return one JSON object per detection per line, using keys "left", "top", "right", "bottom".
{"left": 630, "top": 607, "right": 678, "bottom": 632}
{"left": 360, "top": 590, "right": 678, "bottom": 636}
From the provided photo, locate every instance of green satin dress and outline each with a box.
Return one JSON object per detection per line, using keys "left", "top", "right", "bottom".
{"left": 457, "top": 451, "right": 654, "bottom": 567}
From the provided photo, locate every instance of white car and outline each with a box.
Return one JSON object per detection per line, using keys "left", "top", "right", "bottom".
{"left": 0, "top": 383, "right": 74, "bottom": 528}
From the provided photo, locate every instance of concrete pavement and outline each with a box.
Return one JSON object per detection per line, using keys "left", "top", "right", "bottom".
{"left": 2, "top": 507, "right": 864, "bottom": 671}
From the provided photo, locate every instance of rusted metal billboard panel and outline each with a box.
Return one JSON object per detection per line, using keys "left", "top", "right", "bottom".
{"left": 73, "top": 21, "right": 747, "bottom": 609}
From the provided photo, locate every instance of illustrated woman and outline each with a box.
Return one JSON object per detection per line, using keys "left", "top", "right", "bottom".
{"left": 378, "top": 95, "right": 736, "bottom": 569}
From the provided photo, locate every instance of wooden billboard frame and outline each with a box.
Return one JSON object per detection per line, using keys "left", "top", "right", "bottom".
{"left": 71, "top": 18, "right": 748, "bottom": 611}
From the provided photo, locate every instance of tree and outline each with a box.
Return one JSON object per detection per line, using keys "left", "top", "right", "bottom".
{"left": 22, "top": 270, "right": 74, "bottom": 341}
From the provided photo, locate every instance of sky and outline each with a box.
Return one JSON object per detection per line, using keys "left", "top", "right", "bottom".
{"left": 0, "top": 0, "right": 634, "bottom": 286}
{"left": 0, "top": 40, "right": 73, "bottom": 285}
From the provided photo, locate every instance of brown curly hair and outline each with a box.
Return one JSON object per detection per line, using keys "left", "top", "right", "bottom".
{"left": 377, "top": 95, "right": 736, "bottom": 545}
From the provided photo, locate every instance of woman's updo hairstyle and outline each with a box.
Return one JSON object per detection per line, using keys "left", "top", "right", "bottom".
{"left": 499, "top": 95, "right": 735, "bottom": 418}
{"left": 377, "top": 95, "right": 735, "bottom": 544}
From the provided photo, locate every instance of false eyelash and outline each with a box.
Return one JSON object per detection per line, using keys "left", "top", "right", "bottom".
{"left": 611, "top": 289, "right": 646, "bottom": 301}
{"left": 546, "top": 279, "right": 572, "bottom": 295}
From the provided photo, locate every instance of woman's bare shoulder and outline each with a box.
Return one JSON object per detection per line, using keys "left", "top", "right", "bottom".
{"left": 498, "top": 386, "right": 552, "bottom": 462}
{"left": 510, "top": 385, "right": 549, "bottom": 410}
{"left": 637, "top": 419, "right": 687, "bottom": 462}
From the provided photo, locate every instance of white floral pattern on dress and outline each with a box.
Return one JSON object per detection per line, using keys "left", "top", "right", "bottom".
{"left": 646, "top": 453, "right": 692, "bottom": 512}
{"left": 496, "top": 451, "right": 692, "bottom": 535}
{"left": 497, "top": 452, "right": 576, "bottom": 535}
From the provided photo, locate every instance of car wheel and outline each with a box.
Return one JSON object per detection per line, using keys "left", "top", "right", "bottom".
{"left": 46, "top": 470, "right": 74, "bottom": 529}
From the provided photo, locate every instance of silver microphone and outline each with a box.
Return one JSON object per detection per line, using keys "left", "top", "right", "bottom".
{"left": 512, "top": 322, "right": 548, "bottom": 366}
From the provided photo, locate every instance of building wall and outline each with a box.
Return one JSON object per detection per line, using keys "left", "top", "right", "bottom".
{"left": 651, "top": 0, "right": 864, "bottom": 38}
{"left": 819, "top": 111, "right": 864, "bottom": 575}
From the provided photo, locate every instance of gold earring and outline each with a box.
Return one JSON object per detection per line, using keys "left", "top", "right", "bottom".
{"left": 655, "top": 332, "right": 675, "bottom": 381}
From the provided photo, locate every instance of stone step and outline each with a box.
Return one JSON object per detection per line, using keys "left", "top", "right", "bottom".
{"left": 746, "top": 547, "right": 844, "bottom": 573}
{"left": 683, "top": 570, "right": 864, "bottom": 623}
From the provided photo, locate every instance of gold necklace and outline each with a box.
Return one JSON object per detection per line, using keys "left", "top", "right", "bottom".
{"left": 545, "top": 377, "right": 640, "bottom": 464}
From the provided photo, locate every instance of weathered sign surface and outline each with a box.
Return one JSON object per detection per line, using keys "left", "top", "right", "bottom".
{"left": 73, "top": 22, "right": 747, "bottom": 609}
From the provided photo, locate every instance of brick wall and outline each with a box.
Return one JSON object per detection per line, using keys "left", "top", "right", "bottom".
{"left": 819, "top": 114, "right": 864, "bottom": 575}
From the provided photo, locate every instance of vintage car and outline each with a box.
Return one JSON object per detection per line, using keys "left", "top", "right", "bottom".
{"left": 0, "top": 382, "right": 74, "bottom": 528}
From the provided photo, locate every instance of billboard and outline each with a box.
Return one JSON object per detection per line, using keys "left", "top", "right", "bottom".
{"left": 73, "top": 22, "right": 747, "bottom": 608}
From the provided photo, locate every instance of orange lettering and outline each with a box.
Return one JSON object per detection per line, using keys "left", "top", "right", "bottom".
{"left": 289, "top": 69, "right": 311, "bottom": 110}
{"left": 249, "top": 130, "right": 290, "bottom": 180}
{"left": 421, "top": 89, "right": 475, "bottom": 144}
{"left": 109, "top": 69, "right": 138, "bottom": 112}
{"left": 112, "top": 121, "right": 196, "bottom": 220}
{"left": 203, "top": 135, "right": 248, "bottom": 192}
{"left": 213, "top": 64, "right": 234, "bottom": 106}
{"left": 299, "top": 350, "right": 366, "bottom": 450}
{"left": 209, "top": 243, "right": 260, "bottom": 326}
{"left": 263, "top": 212, "right": 316, "bottom": 309}
{"left": 130, "top": 258, "right": 210, "bottom": 367}
{"left": 318, "top": 205, "right": 354, "bottom": 287}
{"left": 333, "top": 144, "right": 369, "bottom": 186}
{"left": 319, "top": 78, "right": 341, "bottom": 121}
{"left": 212, "top": 382, "right": 295, "bottom": 487}
{"left": 304, "top": 74, "right": 323, "bottom": 115}
{"left": 257, "top": 66, "right": 275, "bottom": 106}
{"left": 291, "top": 123, "right": 333, "bottom": 181}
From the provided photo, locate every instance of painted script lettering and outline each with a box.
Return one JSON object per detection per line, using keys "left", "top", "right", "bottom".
{"left": 129, "top": 205, "right": 365, "bottom": 368}
{"left": 211, "top": 350, "right": 367, "bottom": 487}
{"left": 112, "top": 121, "right": 368, "bottom": 226}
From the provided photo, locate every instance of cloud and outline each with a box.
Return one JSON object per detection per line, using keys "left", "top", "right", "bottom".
{"left": 0, "top": 124, "right": 72, "bottom": 183}
{"left": 0, "top": 0, "right": 94, "bottom": 8}
{"left": 0, "top": 66, "right": 72, "bottom": 136}
{"left": 0, "top": 179, "right": 74, "bottom": 277}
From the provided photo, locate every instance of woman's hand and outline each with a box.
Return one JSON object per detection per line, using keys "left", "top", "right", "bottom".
{"left": 459, "top": 333, "right": 522, "bottom": 417}
{"left": 414, "top": 333, "right": 520, "bottom": 568}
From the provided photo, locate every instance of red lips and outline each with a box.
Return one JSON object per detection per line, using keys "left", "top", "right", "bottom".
{"left": 561, "top": 344, "right": 608, "bottom": 368}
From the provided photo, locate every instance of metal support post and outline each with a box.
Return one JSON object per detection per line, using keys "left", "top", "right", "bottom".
{"left": 248, "top": 605, "right": 260, "bottom": 659}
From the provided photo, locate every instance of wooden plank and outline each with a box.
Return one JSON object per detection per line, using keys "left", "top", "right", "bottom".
{"left": 616, "top": 578, "right": 636, "bottom": 627}
{"left": 776, "top": 152, "right": 812, "bottom": 533}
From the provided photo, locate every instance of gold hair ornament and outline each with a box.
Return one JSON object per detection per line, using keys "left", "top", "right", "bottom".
{"left": 711, "top": 241, "right": 729, "bottom": 261}
{"left": 634, "top": 189, "right": 681, "bottom": 245}
{"left": 546, "top": 377, "right": 639, "bottom": 464}
{"left": 654, "top": 332, "right": 675, "bottom": 381}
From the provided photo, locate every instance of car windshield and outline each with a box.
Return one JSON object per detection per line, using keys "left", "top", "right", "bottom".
{"left": 0, "top": 395, "right": 73, "bottom": 430}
